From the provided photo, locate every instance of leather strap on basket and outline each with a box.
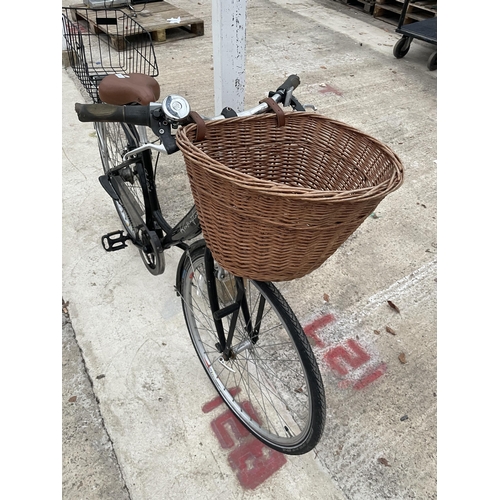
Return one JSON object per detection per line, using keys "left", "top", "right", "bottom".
{"left": 188, "top": 111, "right": 207, "bottom": 141}
{"left": 259, "top": 97, "right": 286, "bottom": 127}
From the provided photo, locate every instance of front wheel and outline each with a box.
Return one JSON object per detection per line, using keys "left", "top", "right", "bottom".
{"left": 179, "top": 243, "right": 326, "bottom": 455}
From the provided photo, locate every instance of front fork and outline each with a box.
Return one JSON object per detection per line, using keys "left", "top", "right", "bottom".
{"left": 203, "top": 247, "right": 261, "bottom": 361}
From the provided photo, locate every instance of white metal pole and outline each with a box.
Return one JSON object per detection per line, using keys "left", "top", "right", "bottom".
{"left": 212, "top": 0, "right": 247, "bottom": 114}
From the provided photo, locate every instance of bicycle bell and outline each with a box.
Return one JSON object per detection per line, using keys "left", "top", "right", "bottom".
{"left": 162, "top": 94, "right": 190, "bottom": 123}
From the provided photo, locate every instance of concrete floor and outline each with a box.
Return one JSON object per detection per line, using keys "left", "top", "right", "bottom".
{"left": 62, "top": 0, "right": 437, "bottom": 498}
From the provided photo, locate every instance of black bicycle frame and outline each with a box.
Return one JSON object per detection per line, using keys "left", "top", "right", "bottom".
{"left": 108, "top": 141, "right": 202, "bottom": 250}
{"left": 105, "top": 125, "right": 265, "bottom": 357}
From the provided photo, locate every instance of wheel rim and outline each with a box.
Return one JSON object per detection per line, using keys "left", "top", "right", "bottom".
{"left": 182, "top": 254, "right": 315, "bottom": 449}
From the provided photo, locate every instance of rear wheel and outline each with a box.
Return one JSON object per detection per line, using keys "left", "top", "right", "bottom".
{"left": 95, "top": 121, "right": 145, "bottom": 238}
{"left": 95, "top": 121, "right": 164, "bottom": 275}
{"left": 179, "top": 243, "right": 326, "bottom": 455}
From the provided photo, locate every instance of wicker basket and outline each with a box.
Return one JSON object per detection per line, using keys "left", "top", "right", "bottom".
{"left": 176, "top": 111, "right": 404, "bottom": 281}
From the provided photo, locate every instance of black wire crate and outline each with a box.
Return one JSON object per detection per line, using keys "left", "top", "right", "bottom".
{"left": 62, "top": 7, "right": 159, "bottom": 103}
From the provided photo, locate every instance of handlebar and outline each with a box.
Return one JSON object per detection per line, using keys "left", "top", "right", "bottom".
{"left": 277, "top": 74, "right": 300, "bottom": 92}
{"left": 76, "top": 74, "right": 300, "bottom": 123}
{"left": 75, "top": 75, "right": 304, "bottom": 154}
{"left": 74, "top": 102, "right": 152, "bottom": 126}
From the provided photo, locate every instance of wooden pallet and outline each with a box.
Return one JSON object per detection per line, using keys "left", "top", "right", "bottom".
{"left": 373, "top": 0, "right": 436, "bottom": 26}
{"left": 405, "top": 1, "right": 436, "bottom": 22}
{"left": 337, "top": 0, "right": 376, "bottom": 15}
{"left": 129, "top": 1, "right": 204, "bottom": 42}
{"left": 72, "top": 1, "right": 204, "bottom": 48}
{"left": 373, "top": 0, "right": 403, "bottom": 25}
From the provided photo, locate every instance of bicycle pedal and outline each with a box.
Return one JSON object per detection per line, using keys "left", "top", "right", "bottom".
{"left": 101, "top": 230, "right": 130, "bottom": 252}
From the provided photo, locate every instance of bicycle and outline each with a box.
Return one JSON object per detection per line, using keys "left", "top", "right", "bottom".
{"left": 74, "top": 66, "right": 327, "bottom": 455}
{"left": 63, "top": 5, "right": 326, "bottom": 455}
{"left": 75, "top": 75, "right": 325, "bottom": 454}
{"left": 66, "top": 2, "right": 404, "bottom": 456}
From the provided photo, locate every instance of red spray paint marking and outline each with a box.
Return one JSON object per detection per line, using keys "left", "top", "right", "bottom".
{"left": 336, "top": 363, "right": 387, "bottom": 390}
{"left": 353, "top": 363, "right": 387, "bottom": 390}
{"left": 210, "top": 401, "right": 260, "bottom": 449}
{"left": 228, "top": 437, "right": 287, "bottom": 490}
{"left": 324, "top": 340, "right": 386, "bottom": 390}
{"left": 203, "top": 393, "right": 286, "bottom": 489}
{"left": 303, "top": 313, "right": 335, "bottom": 348}
{"left": 202, "top": 387, "right": 241, "bottom": 413}
{"left": 323, "top": 338, "right": 371, "bottom": 375}
{"left": 303, "top": 312, "right": 386, "bottom": 389}
{"left": 318, "top": 83, "right": 343, "bottom": 96}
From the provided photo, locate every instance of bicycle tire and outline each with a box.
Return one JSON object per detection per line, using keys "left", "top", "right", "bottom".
{"left": 95, "top": 121, "right": 164, "bottom": 274}
{"left": 179, "top": 242, "right": 326, "bottom": 455}
{"left": 95, "top": 121, "right": 145, "bottom": 239}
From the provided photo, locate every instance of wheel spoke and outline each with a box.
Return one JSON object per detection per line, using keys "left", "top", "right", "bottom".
{"left": 180, "top": 244, "right": 326, "bottom": 454}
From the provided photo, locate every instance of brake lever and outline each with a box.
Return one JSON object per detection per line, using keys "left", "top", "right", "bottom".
{"left": 283, "top": 89, "right": 316, "bottom": 112}
{"left": 150, "top": 112, "right": 179, "bottom": 154}
{"left": 303, "top": 104, "right": 318, "bottom": 111}
{"left": 289, "top": 96, "right": 306, "bottom": 112}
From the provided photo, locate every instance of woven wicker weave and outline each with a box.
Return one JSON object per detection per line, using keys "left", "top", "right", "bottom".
{"left": 176, "top": 112, "right": 404, "bottom": 281}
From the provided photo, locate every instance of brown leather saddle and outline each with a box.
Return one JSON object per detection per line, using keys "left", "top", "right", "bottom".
{"left": 98, "top": 73, "right": 160, "bottom": 105}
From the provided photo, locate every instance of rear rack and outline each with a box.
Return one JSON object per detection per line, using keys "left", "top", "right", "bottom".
{"left": 62, "top": 7, "right": 159, "bottom": 103}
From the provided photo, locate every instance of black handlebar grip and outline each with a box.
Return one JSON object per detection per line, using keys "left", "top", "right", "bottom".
{"left": 74, "top": 103, "right": 151, "bottom": 127}
{"left": 277, "top": 74, "right": 300, "bottom": 91}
